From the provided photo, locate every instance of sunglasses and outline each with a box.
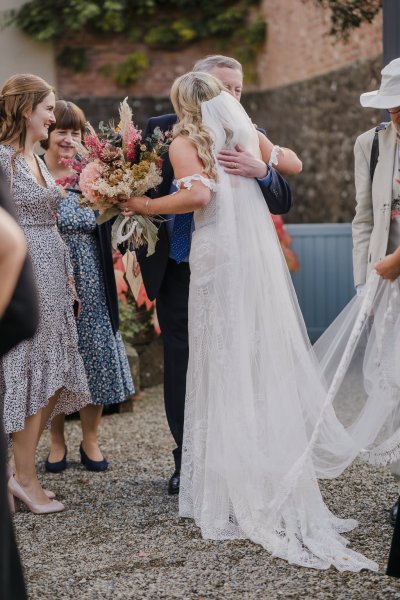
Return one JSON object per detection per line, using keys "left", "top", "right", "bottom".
{"left": 388, "top": 106, "right": 400, "bottom": 114}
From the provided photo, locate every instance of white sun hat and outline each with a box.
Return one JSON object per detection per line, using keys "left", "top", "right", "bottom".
{"left": 360, "top": 57, "right": 400, "bottom": 109}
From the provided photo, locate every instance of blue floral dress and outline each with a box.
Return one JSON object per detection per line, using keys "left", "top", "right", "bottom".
{"left": 58, "top": 192, "right": 134, "bottom": 405}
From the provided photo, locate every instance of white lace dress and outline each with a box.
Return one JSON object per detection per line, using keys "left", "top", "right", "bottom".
{"left": 178, "top": 92, "right": 379, "bottom": 572}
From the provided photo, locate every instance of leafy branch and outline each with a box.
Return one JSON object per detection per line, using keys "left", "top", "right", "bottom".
{"left": 6, "top": 0, "right": 266, "bottom": 83}
{"left": 313, "top": 0, "right": 382, "bottom": 39}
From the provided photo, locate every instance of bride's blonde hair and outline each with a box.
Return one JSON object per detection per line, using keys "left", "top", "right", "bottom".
{"left": 170, "top": 72, "right": 223, "bottom": 179}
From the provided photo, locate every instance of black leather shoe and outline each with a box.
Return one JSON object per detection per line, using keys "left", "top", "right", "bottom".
{"left": 45, "top": 445, "right": 68, "bottom": 473}
{"left": 79, "top": 443, "right": 108, "bottom": 472}
{"left": 390, "top": 499, "right": 399, "bottom": 526}
{"left": 168, "top": 471, "right": 180, "bottom": 495}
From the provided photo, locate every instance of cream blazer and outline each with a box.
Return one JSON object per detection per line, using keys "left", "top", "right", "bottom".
{"left": 352, "top": 121, "right": 397, "bottom": 287}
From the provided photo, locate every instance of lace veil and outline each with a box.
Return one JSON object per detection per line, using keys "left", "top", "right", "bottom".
{"left": 179, "top": 91, "right": 395, "bottom": 571}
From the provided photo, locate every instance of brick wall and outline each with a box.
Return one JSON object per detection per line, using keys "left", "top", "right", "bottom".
{"left": 59, "top": 3, "right": 385, "bottom": 225}
{"left": 56, "top": 35, "right": 218, "bottom": 99}
{"left": 57, "top": 1, "right": 383, "bottom": 98}
{"left": 257, "top": 0, "right": 382, "bottom": 88}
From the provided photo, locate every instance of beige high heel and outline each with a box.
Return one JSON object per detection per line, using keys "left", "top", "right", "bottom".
{"left": 7, "top": 487, "right": 20, "bottom": 514}
{"left": 8, "top": 476, "right": 65, "bottom": 515}
{"left": 7, "top": 464, "right": 55, "bottom": 499}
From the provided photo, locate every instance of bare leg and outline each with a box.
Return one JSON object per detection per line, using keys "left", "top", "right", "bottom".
{"left": 80, "top": 404, "right": 104, "bottom": 461}
{"left": 47, "top": 414, "right": 66, "bottom": 463}
{"left": 12, "top": 390, "right": 61, "bottom": 504}
{"left": 38, "top": 389, "right": 62, "bottom": 440}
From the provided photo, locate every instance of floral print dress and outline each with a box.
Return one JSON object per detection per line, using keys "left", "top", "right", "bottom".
{"left": 57, "top": 192, "right": 134, "bottom": 405}
{"left": 0, "top": 145, "right": 90, "bottom": 433}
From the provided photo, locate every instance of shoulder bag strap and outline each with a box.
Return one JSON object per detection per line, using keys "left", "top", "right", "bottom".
{"left": 370, "top": 122, "right": 390, "bottom": 182}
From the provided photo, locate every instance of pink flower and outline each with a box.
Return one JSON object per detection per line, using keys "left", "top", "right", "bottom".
{"left": 84, "top": 130, "right": 107, "bottom": 160}
{"left": 56, "top": 174, "right": 79, "bottom": 188}
{"left": 79, "top": 161, "right": 104, "bottom": 204}
{"left": 125, "top": 124, "right": 142, "bottom": 163}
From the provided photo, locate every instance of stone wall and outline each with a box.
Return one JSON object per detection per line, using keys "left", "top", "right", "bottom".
{"left": 242, "top": 56, "right": 383, "bottom": 223}
{"left": 73, "top": 56, "right": 384, "bottom": 224}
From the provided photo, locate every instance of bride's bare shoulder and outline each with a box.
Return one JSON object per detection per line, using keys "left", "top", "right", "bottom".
{"left": 169, "top": 136, "right": 204, "bottom": 176}
{"left": 169, "top": 135, "right": 197, "bottom": 155}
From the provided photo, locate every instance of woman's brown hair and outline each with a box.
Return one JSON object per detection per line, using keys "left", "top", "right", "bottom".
{"left": 0, "top": 73, "right": 54, "bottom": 151}
{"left": 40, "top": 100, "right": 86, "bottom": 150}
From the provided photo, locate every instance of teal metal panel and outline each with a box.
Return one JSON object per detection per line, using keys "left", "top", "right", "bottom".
{"left": 286, "top": 224, "right": 354, "bottom": 342}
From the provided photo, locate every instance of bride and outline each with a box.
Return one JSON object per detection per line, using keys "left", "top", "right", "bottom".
{"left": 120, "top": 71, "right": 400, "bottom": 571}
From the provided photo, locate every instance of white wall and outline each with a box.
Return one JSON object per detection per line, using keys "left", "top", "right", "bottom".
{"left": 0, "top": 0, "right": 55, "bottom": 87}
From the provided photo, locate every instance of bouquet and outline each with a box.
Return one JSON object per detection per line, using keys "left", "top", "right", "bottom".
{"left": 67, "top": 98, "right": 170, "bottom": 256}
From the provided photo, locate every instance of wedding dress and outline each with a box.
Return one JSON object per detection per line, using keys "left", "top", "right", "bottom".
{"left": 178, "top": 91, "right": 400, "bottom": 572}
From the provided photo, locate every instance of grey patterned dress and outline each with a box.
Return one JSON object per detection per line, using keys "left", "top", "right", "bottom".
{"left": 0, "top": 145, "right": 90, "bottom": 434}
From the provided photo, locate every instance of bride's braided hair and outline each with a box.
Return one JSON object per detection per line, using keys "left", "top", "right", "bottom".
{"left": 0, "top": 74, "right": 53, "bottom": 158}
{"left": 170, "top": 72, "right": 224, "bottom": 180}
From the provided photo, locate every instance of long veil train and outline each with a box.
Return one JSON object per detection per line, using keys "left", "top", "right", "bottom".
{"left": 179, "top": 91, "right": 400, "bottom": 571}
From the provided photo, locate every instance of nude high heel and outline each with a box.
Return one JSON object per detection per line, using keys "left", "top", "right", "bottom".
{"left": 7, "top": 487, "right": 21, "bottom": 514}
{"left": 8, "top": 476, "right": 65, "bottom": 514}
{"left": 7, "top": 464, "right": 55, "bottom": 499}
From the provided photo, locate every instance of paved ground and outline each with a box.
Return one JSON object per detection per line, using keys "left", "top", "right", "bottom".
{"left": 13, "top": 385, "right": 400, "bottom": 599}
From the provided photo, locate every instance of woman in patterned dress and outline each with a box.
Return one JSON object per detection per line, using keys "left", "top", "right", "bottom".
{"left": 42, "top": 101, "right": 134, "bottom": 472}
{"left": 0, "top": 74, "right": 90, "bottom": 514}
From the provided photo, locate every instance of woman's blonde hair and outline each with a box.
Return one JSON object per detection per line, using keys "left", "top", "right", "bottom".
{"left": 170, "top": 71, "right": 223, "bottom": 179}
{"left": 0, "top": 73, "right": 54, "bottom": 151}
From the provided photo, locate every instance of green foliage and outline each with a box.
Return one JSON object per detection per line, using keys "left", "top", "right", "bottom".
{"left": 238, "top": 19, "right": 266, "bottom": 61}
{"left": 114, "top": 51, "right": 150, "bottom": 87}
{"left": 56, "top": 46, "right": 87, "bottom": 72}
{"left": 118, "top": 299, "right": 155, "bottom": 346}
{"left": 313, "top": 0, "right": 381, "bottom": 39}
{"left": 118, "top": 300, "right": 145, "bottom": 343}
{"left": 8, "top": 0, "right": 267, "bottom": 82}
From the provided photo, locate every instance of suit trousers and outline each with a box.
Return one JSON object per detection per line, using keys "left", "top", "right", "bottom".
{"left": 156, "top": 259, "right": 190, "bottom": 472}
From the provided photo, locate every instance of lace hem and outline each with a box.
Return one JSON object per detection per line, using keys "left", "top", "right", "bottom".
{"left": 173, "top": 174, "right": 217, "bottom": 192}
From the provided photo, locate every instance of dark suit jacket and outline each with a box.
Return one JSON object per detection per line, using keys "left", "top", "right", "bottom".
{"left": 138, "top": 113, "right": 293, "bottom": 300}
{"left": 96, "top": 221, "right": 119, "bottom": 334}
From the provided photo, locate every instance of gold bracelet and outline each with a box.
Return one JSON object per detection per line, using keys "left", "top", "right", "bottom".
{"left": 145, "top": 197, "right": 152, "bottom": 214}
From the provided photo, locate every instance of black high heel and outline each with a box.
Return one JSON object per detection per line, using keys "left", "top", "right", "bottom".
{"left": 45, "top": 445, "right": 68, "bottom": 473}
{"left": 79, "top": 443, "right": 108, "bottom": 472}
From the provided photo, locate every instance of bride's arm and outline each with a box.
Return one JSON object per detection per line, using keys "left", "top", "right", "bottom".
{"left": 257, "top": 132, "right": 302, "bottom": 175}
{"left": 119, "top": 137, "right": 212, "bottom": 216}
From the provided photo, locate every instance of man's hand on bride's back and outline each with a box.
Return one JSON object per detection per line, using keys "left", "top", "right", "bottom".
{"left": 217, "top": 144, "right": 268, "bottom": 178}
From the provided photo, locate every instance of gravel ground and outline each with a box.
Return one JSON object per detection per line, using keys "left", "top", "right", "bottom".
{"left": 13, "top": 385, "right": 400, "bottom": 599}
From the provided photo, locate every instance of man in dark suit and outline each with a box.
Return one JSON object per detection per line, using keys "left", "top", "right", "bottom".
{"left": 138, "top": 55, "right": 298, "bottom": 494}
